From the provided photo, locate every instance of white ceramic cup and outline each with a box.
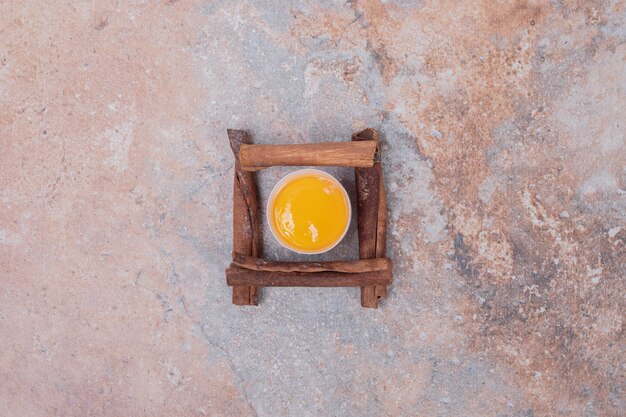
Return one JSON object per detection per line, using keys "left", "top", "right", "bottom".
{"left": 266, "top": 168, "right": 351, "bottom": 255}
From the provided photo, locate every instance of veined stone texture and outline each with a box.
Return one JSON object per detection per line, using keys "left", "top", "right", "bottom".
{"left": 0, "top": 1, "right": 624, "bottom": 416}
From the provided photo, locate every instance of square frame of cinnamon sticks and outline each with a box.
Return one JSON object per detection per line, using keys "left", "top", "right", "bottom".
{"left": 225, "top": 128, "right": 391, "bottom": 309}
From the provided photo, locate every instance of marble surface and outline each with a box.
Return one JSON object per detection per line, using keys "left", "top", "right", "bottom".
{"left": 1, "top": 1, "right": 624, "bottom": 416}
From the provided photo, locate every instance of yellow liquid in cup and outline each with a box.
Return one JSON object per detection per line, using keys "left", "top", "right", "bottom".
{"left": 269, "top": 172, "right": 350, "bottom": 253}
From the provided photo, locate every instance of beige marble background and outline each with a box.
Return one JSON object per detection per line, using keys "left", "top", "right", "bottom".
{"left": 1, "top": 1, "right": 624, "bottom": 416}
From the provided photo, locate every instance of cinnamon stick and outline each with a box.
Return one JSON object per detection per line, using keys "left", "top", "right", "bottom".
{"left": 239, "top": 141, "right": 377, "bottom": 171}
{"left": 374, "top": 136, "right": 389, "bottom": 300}
{"left": 353, "top": 128, "right": 389, "bottom": 308}
{"left": 227, "top": 129, "right": 262, "bottom": 305}
{"left": 226, "top": 265, "right": 392, "bottom": 287}
{"left": 232, "top": 252, "right": 391, "bottom": 273}
{"left": 231, "top": 177, "right": 253, "bottom": 305}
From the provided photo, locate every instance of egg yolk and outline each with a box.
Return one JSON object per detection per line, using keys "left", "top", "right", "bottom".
{"left": 270, "top": 173, "right": 349, "bottom": 253}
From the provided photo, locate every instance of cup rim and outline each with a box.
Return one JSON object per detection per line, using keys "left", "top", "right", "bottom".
{"left": 266, "top": 168, "right": 352, "bottom": 255}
